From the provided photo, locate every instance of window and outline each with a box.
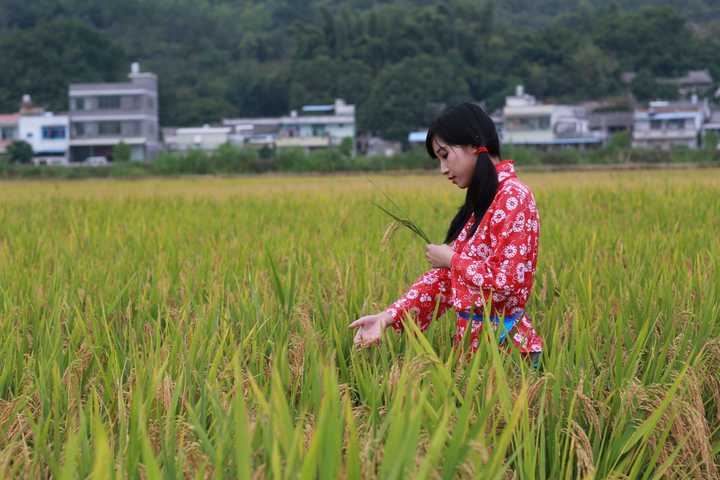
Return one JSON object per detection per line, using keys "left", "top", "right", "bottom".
{"left": 146, "top": 97, "right": 155, "bottom": 109}
{"left": 42, "top": 125, "right": 67, "bottom": 139}
{"left": 554, "top": 121, "right": 579, "bottom": 136}
{"left": 98, "top": 121, "right": 122, "bottom": 135}
{"left": 0, "top": 127, "right": 17, "bottom": 140}
{"left": 667, "top": 119, "right": 685, "bottom": 130}
{"left": 650, "top": 120, "right": 663, "bottom": 130}
{"left": 98, "top": 96, "right": 122, "bottom": 110}
{"left": 505, "top": 115, "right": 551, "bottom": 131}
{"left": 72, "top": 98, "right": 86, "bottom": 111}
{"left": 130, "top": 96, "right": 142, "bottom": 110}
{"left": 73, "top": 123, "right": 85, "bottom": 137}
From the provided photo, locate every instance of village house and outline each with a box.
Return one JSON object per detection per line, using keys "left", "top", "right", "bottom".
{"left": 223, "top": 118, "right": 281, "bottom": 149}
{"left": 588, "top": 111, "right": 634, "bottom": 142}
{"left": 502, "top": 86, "right": 602, "bottom": 149}
{"left": 657, "top": 69, "right": 714, "bottom": 99}
{"left": 0, "top": 95, "right": 69, "bottom": 164}
{"left": 162, "top": 125, "right": 232, "bottom": 152}
{"left": 222, "top": 99, "right": 356, "bottom": 153}
{"left": 356, "top": 134, "right": 402, "bottom": 157}
{"left": 68, "top": 62, "right": 160, "bottom": 163}
{"left": 632, "top": 98, "right": 710, "bottom": 150}
{"left": 15, "top": 95, "right": 69, "bottom": 165}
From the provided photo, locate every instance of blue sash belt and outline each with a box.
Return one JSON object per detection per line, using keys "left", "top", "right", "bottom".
{"left": 457, "top": 310, "right": 524, "bottom": 343}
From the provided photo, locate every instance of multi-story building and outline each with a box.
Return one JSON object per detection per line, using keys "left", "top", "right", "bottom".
{"left": 502, "top": 86, "right": 602, "bottom": 148}
{"left": 632, "top": 99, "right": 709, "bottom": 150}
{"left": 68, "top": 62, "right": 160, "bottom": 162}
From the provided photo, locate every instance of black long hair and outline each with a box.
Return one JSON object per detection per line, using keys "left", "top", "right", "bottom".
{"left": 425, "top": 103, "right": 501, "bottom": 244}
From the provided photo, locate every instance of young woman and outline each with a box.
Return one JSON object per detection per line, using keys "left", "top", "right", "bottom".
{"left": 349, "top": 103, "right": 543, "bottom": 365}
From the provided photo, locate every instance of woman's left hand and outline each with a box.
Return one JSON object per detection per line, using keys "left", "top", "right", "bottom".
{"left": 425, "top": 244, "right": 455, "bottom": 269}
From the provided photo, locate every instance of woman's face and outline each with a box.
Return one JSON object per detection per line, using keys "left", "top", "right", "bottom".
{"left": 432, "top": 137, "right": 477, "bottom": 189}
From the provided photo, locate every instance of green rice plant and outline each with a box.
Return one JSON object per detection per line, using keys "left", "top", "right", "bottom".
{"left": 0, "top": 169, "right": 718, "bottom": 478}
{"left": 373, "top": 202, "right": 432, "bottom": 244}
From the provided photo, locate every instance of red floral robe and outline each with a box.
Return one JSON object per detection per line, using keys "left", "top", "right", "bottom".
{"left": 385, "top": 160, "right": 544, "bottom": 353}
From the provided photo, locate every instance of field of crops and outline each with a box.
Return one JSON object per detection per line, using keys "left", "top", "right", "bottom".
{"left": 1, "top": 169, "right": 719, "bottom": 479}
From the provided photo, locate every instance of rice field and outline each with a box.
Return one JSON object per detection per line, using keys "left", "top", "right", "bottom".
{"left": 1, "top": 168, "right": 719, "bottom": 479}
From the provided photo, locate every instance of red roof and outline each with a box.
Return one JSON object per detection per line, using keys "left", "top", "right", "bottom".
{"left": 0, "top": 113, "right": 20, "bottom": 123}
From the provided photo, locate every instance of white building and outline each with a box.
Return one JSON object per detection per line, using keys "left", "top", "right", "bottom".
{"left": 0, "top": 95, "right": 68, "bottom": 164}
{"left": 223, "top": 118, "right": 281, "bottom": 148}
{"left": 277, "top": 99, "right": 355, "bottom": 150}
{"left": 632, "top": 98, "right": 709, "bottom": 150}
{"left": 502, "top": 86, "right": 601, "bottom": 148}
{"left": 222, "top": 99, "right": 356, "bottom": 153}
{"left": 163, "top": 125, "right": 232, "bottom": 152}
{"left": 18, "top": 110, "right": 69, "bottom": 165}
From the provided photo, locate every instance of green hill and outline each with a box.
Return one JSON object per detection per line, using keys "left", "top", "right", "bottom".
{"left": 1, "top": 0, "right": 718, "bottom": 139}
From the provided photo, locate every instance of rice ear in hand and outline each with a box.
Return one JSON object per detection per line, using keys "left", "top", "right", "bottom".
{"left": 373, "top": 202, "right": 431, "bottom": 244}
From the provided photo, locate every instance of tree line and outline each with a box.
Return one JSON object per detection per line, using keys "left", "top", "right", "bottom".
{"left": 1, "top": 0, "right": 719, "bottom": 141}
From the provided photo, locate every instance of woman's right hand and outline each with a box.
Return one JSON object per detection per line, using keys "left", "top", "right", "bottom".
{"left": 348, "top": 312, "right": 393, "bottom": 348}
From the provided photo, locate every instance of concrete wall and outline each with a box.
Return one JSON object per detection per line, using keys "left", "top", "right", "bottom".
{"left": 18, "top": 114, "right": 69, "bottom": 156}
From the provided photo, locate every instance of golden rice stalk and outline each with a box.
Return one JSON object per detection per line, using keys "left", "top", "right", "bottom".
{"left": 381, "top": 221, "right": 400, "bottom": 248}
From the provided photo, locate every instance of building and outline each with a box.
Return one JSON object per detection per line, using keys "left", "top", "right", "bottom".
{"left": 0, "top": 95, "right": 68, "bottom": 164}
{"left": 222, "top": 99, "right": 356, "bottom": 153}
{"left": 163, "top": 125, "right": 232, "bottom": 152}
{"left": 657, "top": 69, "right": 714, "bottom": 98}
{"left": 13, "top": 94, "right": 68, "bottom": 165}
{"left": 18, "top": 111, "right": 69, "bottom": 165}
{"left": 0, "top": 113, "right": 19, "bottom": 154}
{"left": 223, "top": 118, "right": 281, "bottom": 149}
{"left": 502, "top": 86, "right": 602, "bottom": 148}
{"left": 277, "top": 99, "right": 355, "bottom": 150}
{"left": 588, "top": 111, "right": 634, "bottom": 143}
{"left": 357, "top": 135, "right": 402, "bottom": 157}
{"left": 632, "top": 99, "right": 709, "bottom": 150}
{"left": 68, "top": 62, "right": 160, "bottom": 163}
